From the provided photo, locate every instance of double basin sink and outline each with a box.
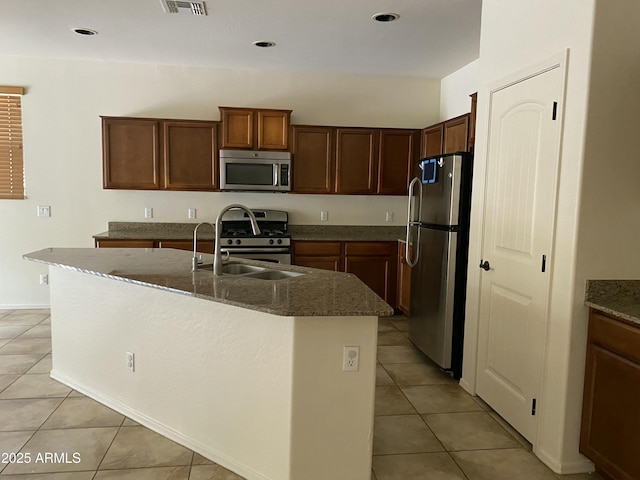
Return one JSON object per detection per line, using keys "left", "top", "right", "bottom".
{"left": 220, "top": 262, "right": 305, "bottom": 281}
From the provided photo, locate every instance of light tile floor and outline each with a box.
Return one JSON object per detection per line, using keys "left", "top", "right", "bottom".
{"left": 0, "top": 309, "right": 603, "bottom": 480}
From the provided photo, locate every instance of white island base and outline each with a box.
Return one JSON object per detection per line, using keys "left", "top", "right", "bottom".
{"left": 48, "top": 267, "right": 378, "bottom": 480}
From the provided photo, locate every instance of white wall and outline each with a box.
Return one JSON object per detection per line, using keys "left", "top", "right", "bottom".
{"left": 462, "top": 0, "right": 598, "bottom": 474}
{"left": 439, "top": 59, "right": 479, "bottom": 121}
{"left": 0, "top": 55, "right": 440, "bottom": 307}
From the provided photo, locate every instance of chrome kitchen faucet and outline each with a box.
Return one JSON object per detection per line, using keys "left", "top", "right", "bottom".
{"left": 213, "top": 204, "right": 261, "bottom": 276}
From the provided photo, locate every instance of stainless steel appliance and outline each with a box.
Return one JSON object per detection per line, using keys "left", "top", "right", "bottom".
{"left": 405, "top": 153, "right": 473, "bottom": 379}
{"left": 219, "top": 149, "right": 291, "bottom": 192}
{"left": 220, "top": 209, "right": 291, "bottom": 264}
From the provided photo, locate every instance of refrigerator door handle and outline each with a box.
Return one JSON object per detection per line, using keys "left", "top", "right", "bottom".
{"left": 406, "top": 224, "right": 420, "bottom": 267}
{"left": 407, "top": 177, "right": 422, "bottom": 223}
{"left": 406, "top": 177, "right": 422, "bottom": 267}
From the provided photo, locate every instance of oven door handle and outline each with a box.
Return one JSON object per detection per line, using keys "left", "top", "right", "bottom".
{"left": 221, "top": 247, "right": 291, "bottom": 254}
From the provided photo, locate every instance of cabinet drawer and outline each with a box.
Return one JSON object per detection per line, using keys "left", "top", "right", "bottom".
{"left": 293, "top": 241, "right": 342, "bottom": 256}
{"left": 95, "top": 239, "right": 156, "bottom": 248}
{"left": 344, "top": 241, "right": 393, "bottom": 256}
{"left": 158, "top": 240, "right": 214, "bottom": 254}
{"left": 589, "top": 310, "right": 640, "bottom": 364}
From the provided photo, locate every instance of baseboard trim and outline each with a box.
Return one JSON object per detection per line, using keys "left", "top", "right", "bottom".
{"left": 0, "top": 304, "right": 51, "bottom": 310}
{"left": 50, "top": 370, "right": 272, "bottom": 480}
{"left": 534, "top": 446, "right": 595, "bottom": 474}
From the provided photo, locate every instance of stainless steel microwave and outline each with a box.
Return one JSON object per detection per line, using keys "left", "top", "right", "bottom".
{"left": 219, "top": 150, "right": 291, "bottom": 192}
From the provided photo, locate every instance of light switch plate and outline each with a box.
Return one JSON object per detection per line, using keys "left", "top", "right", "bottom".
{"left": 320, "top": 211, "right": 328, "bottom": 222}
{"left": 37, "top": 206, "right": 51, "bottom": 217}
{"left": 144, "top": 207, "right": 153, "bottom": 219}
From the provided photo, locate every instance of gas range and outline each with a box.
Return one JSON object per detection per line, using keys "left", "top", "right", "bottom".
{"left": 219, "top": 209, "right": 291, "bottom": 264}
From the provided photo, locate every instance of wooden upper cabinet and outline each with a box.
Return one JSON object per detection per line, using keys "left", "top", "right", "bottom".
{"left": 421, "top": 124, "right": 444, "bottom": 158}
{"left": 163, "top": 120, "right": 217, "bottom": 191}
{"left": 219, "top": 108, "right": 254, "bottom": 149}
{"left": 257, "top": 110, "right": 290, "bottom": 150}
{"left": 102, "top": 117, "right": 161, "bottom": 190}
{"left": 378, "top": 129, "right": 418, "bottom": 195}
{"left": 219, "top": 107, "right": 291, "bottom": 150}
{"left": 443, "top": 114, "right": 470, "bottom": 154}
{"left": 291, "top": 125, "right": 335, "bottom": 193}
{"left": 336, "top": 128, "right": 379, "bottom": 194}
{"left": 469, "top": 93, "right": 478, "bottom": 151}
{"left": 102, "top": 116, "right": 219, "bottom": 191}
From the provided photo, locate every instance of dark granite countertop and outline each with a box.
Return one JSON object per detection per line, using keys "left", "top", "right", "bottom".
{"left": 24, "top": 248, "right": 393, "bottom": 317}
{"left": 585, "top": 280, "right": 640, "bottom": 325}
{"left": 93, "top": 222, "right": 406, "bottom": 242}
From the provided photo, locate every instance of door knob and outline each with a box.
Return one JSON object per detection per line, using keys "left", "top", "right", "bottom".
{"left": 479, "top": 260, "right": 491, "bottom": 271}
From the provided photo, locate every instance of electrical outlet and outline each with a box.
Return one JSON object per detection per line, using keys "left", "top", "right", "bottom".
{"left": 188, "top": 208, "right": 197, "bottom": 219}
{"left": 39, "top": 274, "right": 48, "bottom": 285}
{"left": 37, "top": 205, "right": 51, "bottom": 217}
{"left": 385, "top": 211, "right": 394, "bottom": 222}
{"left": 343, "top": 346, "right": 360, "bottom": 372}
{"left": 320, "top": 211, "right": 328, "bottom": 222}
{"left": 126, "top": 352, "right": 135, "bottom": 372}
{"left": 144, "top": 207, "right": 153, "bottom": 219}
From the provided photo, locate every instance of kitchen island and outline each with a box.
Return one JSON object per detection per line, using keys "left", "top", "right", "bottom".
{"left": 24, "top": 248, "right": 392, "bottom": 480}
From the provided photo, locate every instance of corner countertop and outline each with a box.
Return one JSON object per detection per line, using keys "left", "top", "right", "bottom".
{"left": 93, "top": 222, "right": 406, "bottom": 242}
{"left": 24, "top": 248, "right": 393, "bottom": 318}
{"left": 585, "top": 280, "right": 640, "bottom": 325}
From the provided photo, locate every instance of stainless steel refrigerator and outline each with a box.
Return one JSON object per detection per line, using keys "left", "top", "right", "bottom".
{"left": 404, "top": 153, "right": 473, "bottom": 379}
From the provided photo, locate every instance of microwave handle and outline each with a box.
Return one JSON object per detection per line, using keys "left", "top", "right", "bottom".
{"left": 273, "top": 164, "right": 279, "bottom": 186}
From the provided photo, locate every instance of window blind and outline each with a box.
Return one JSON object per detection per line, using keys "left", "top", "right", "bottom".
{"left": 0, "top": 86, "right": 25, "bottom": 199}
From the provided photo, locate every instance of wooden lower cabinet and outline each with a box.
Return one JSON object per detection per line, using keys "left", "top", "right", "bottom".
{"left": 95, "top": 239, "right": 213, "bottom": 254}
{"left": 344, "top": 242, "right": 397, "bottom": 306}
{"left": 292, "top": 241, "right": 342, "bottom": 271}
{"left": 94, "top": 239, "right": 155, "bottom": 248}
{"left": 292, "top": 240, "right": 397, "bottom": 305}
{"left": 397, "top": 240, "right": 411, "bottom": 316}
{"left": 580, "top": 309, "right": 640, "bottom": 480}
{"left": 158, "top": 240, "right": 214, "bottom": 254}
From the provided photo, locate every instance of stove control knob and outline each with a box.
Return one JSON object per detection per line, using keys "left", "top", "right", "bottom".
{"left": 235, "top": 239, "right": 241, "bottom": 245}
{"left": 269, "top": 239, "right": 274, "bottom": 245}
{"left": 226, "top": 239, "right": 233, "bottom": 245}
{"left": 277, "top": 239, "right": 283, "bottom": 245}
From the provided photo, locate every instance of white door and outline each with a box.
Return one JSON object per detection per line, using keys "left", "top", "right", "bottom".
{"left": 476, "top": 65, "right": 563, "bottom": 443}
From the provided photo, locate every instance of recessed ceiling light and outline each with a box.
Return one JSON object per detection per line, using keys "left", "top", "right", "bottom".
{"left": 72, "top": 28, "right": 98, "bottom": 36}
{"left": 372, "top": 13, "right": 400, "bottom": 22}
{"left": 253, "top": 40, "right": 276, "bottom": 48}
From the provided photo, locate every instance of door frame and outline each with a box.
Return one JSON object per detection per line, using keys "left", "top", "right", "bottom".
{"left": 460, "top": 51, "right": 568, "bottom": 423}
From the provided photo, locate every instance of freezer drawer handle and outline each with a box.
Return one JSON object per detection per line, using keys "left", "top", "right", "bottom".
{"left": 479, "top": 260, "right": 491, "bottom": 271}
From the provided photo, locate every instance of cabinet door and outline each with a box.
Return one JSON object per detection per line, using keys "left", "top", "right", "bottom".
{"left": 291, "top": 126, "right": 335, "bottom": 193}
{"left": 344, "top": 242, "right": 397, "bottom": 305}
{"left": 102, "top": 117, "right": 161, "bottom": 189}
{"left": 257, "top": 110, "right": 290, "bottom": 150}
{"left": 163, "top": 121, "right": 218, "bottom": 191}
{"left": 336, "top": 128, "right": 379, "bottom": 194}
{"left": 378, "top": 129, "right": 418, "bottom": 195}
{"left": 443, "top": 114, "right": 470, "bottom": 154}
{"left": 95, "top": 239, "right": 155, "bottom": 248}
{"left": 580, "top": 311, "right": 640, "bottom": 480}
{"left": 421, "top": 124, "right": 444, "bottom": 158}
{"left": 397, "top": 240, "right": 411, "bottom": 316}
{"left": 219, "top": 108, "right": 255, "bottom": 149}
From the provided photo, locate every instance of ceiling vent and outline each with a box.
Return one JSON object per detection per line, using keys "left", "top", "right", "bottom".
{"left": 160, "top": 0, "right": 207, "bottom": 16}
